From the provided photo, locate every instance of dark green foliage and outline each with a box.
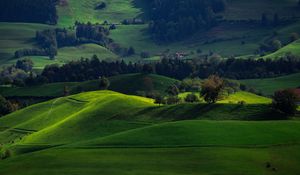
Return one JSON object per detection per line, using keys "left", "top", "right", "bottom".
{"left": 140, "top": 51, "right": 150, "bottom": 58}
{"left": 95, "top": 2, "right": 106, "bottom": 10}
{"left": 261, "top": 13, "right": 269, "bottom": 26}
{"left": 148, "top": 0, "right": 226, "bottom": 41}
{"left": 38, "top": 55, "right": 300, "bottom": 85}
{"left": 154, "top": 95, "right": 165, "bottom": 106}
{"left": 201, "top": 75, "right": 224, "bottom": 104}
{"left": 127, "top": 47, "right": 135, "bottom": 56}
{"left": 166, "top": 96, "right": 181, "bottom": 105}
{"left": 166, "top": 85, "right": 180, "bottom": 96}
{"left": 15, "top": 59, "right": 34, "bottom": 72}
{"left": 99, "top": 76, "right": 110, "bottom": 90}
{"left": 290, "top": 32, "right": 299, "bottom": 42}
{"left": 272, "top": 89, "right": 299, "bottom": 115}
{"left": 0, "top": 0, "right": 58, "bottom": 24}
{"left": 0, "top": 95, "right": 12, "bottom": 117}
{"left": 185, "top": 94, "right": 199, "bottom": 103}
{"left": 142, "top": 64, "right": 155, "bottom": 74}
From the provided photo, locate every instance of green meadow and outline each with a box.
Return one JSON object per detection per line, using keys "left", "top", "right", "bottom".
{"left": 240, "top": 73, "right": 300, "bottom": 96}
{"left": 0, "top": 90, "right": 299, "bottom": 175}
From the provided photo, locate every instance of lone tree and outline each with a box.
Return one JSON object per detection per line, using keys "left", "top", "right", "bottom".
{"left": 201, "top": 75, "right": 224, "bottom": 104}
{"left": 272, "top": 89, "right": 299, "bottom": 116}
{"left": 99, "top": 76, "right": 110, "bottom": 90}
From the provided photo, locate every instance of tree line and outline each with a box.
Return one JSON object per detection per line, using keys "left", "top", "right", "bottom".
{"left": 0, "top": 0, "right": 58, "bottom": 24}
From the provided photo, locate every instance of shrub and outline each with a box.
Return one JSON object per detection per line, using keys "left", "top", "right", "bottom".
{"left": 272, "top": 89, "right": 299, "bottom": 116}
{"left": 185, "top": 93, "right": 200, "bottom": 103}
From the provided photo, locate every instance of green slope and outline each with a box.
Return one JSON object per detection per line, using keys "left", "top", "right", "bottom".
{"left": 57, "top": 0, "right": 145, "bottom": 27}
{"left": 0, "top": 90, "right": 299, "bottom": 175}
{"left": 240, "top": 73, "right": 300, "bottom": 96}
{"left": 0, "top": 22, "right": 55, "bottom": 66}
{"left": 0, "top": 145, "right": 300, "bottom": 175}
{"left": 84, "top": 120, "right": 300, "bottom": 147}
{"left": 265, "top": 39, "right": 300, "bottom": 59}
{"left": 0, "top": 91, "right": 154, "bottom": 145}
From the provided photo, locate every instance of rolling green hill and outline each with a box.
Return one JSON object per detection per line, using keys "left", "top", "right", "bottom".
{"left": 240, "top": 73, "right": 300, "bottom": 96}
{"left": 2, "top": 0, "right": 300, "bottom": 69}
{"left": 0, "top": 90, "right": 299, "bottom": 175}
{"left": 0, "top": 22, "right": 118, "bottom": 69}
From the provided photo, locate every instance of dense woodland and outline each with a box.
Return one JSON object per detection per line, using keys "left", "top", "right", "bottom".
{"left": 30, "top": 55, "right": 300, "bottom": 84}
{"left": 148, "top": 0, "right": 226, "bottom": 41}
{"left": 0, "top": 0, "right": 58, "bottom": 24}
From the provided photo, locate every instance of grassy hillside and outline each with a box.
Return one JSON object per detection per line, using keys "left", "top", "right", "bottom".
{"left": 240, "top": 73, "right": 300, "bottom": 96}
{"left": 0, "top": 73, "right": 179, "bottom": 97}
{"left": 0, "top": 91, "right": 155, "bottom": 144}
{"left": 223, "top": 0, "right": 300, "bottom": 20}
{"left": 265, "top": 39, "right": 300, "bottom": 59}
{"left": 85, "top": 120, "right": 300, "bottom": 147}
{"left": 0, "top": 23, "right": 55, "bottom": 66}
{"left": 0, "top": 23, "right": 118, "bottom": 69}
{"left": 57, "top": 0, "right": 145, "bottom": 27}
{"left": 0, "top": 90, "right": 299, "bottom": 175}
{"left": 1, "top": 145, "right": 300, "bottom": 175}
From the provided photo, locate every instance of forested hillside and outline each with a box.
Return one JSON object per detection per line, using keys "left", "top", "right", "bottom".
{"left": 0, "top": 0, "right": 58, "bottom": 24}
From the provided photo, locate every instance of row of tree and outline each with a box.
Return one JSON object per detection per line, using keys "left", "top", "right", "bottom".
{"left": 17, "top": 54, "right": 297, "bottom": 86}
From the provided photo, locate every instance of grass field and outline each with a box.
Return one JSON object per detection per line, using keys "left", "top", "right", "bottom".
{"left": 265, "top": 39, "right": 300, "bottom": 59}
{"left": 0, "top": 90, "right": 299, "bottom": 175}
{"left": 240, "top": 73, "right": 300, "bottom": 96}
{"left": 57, "top": 0, "right": 145, "bottom": 27}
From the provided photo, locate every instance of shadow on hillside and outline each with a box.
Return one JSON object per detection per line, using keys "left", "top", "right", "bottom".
{"left": 134, "top": 103, "right": 287, "bottom": 121}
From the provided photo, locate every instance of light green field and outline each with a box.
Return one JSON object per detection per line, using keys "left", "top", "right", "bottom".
{"left": 0, "top": 90, "right": 299, "bottom": 175}
{"left": 265, "top": 39, "right": 300, "bottom": 59}
{"left": 57, "top": 0, "right": 145, "bottom": 27}
{"left": 240, "top": 73, "right": 300, "bottom": 96}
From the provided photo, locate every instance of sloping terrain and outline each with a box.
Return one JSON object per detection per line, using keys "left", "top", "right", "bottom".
{"left": 240, "top": 73, "right": 300, "bottom": 96}
{"left": 0, "top": 73, "right": 179, "bottom": 97}
{"left": 0, "top": 91, "right": 298, "bottom": 175}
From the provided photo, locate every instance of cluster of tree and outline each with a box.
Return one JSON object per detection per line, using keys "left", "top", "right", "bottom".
{"left": 23, "top": 54, "right": 299, "bottom": 86}
{"left": 0, "top": 95, "right": 18, "bottom": 117}
{"left": 15, "top": 22, "right": 115, "bottom": 59}
{"left": 0, "top": 59, "right": 34, "bottom": 86}
{"left": 272, "top": 89, "right": 300, "bottom": 116}
{"left": 154, "top": 75, "right": 239, "bottom": 105}
{"left": 14, "top": 49, "right": 48, "bottom": 59}
{"left": 148, "top": 0, "right": 226, "bottom": 41}
{"left": 0, "top": 0, "right": 58, "bottom": 24}
{"left": 122, "top": 18, "right": 145, "bottom": 25}
{"left": 261, "top": 13, "right": 282, "bottom": 27}
{"left": 15, "top": 22, "right": 133, "bottom": 59}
